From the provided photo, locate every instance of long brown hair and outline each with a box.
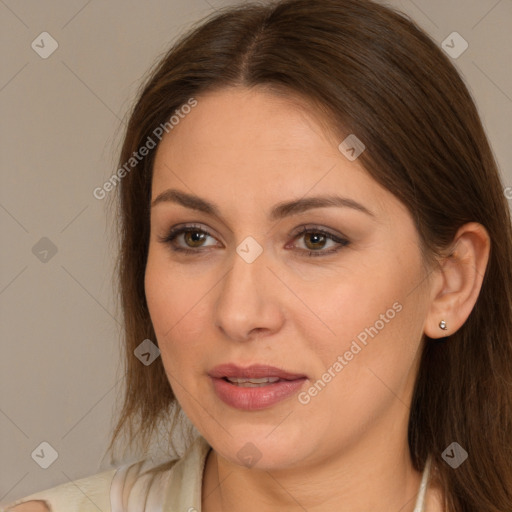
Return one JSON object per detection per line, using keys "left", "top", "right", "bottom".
{"left": 106, "top": 1, "right": 512, "bottom": 509}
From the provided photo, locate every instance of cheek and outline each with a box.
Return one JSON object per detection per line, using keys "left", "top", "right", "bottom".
{"left": 311, "top": 247, "right": 427, "bottom": 409}
{"left": 310, "top": 239, "right": 423, "bottom": 359}
{"left": 145, "top": 256, "right": 214, "bottom": 426}
{"left": 144, "top": 252, "right": 209, "bottom": 358}
{"left": 309, "top": 251, "right": 414, "bottom": 350}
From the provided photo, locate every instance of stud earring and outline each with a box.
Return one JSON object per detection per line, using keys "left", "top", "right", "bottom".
{"left": 439, "top": 320, "right": 448, "bottom": 331}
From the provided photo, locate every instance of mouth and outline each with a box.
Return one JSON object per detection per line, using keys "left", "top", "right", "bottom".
{"left": 221, "top": 376, "right": 289, "bottom": 387}
{"left": 208, "top": 363, "right": 307, "bottom": 381}
{"left": 208, "top": 363, "right": 308, "bottom": 410}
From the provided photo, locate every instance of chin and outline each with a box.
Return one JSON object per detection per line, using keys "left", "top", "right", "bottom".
{"left": 210, "top": 425, "right": 311, "bottom": 470}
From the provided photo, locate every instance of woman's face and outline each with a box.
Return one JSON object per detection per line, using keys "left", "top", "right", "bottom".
{"left": 145, "top": 87, "right": 434, "bottom": 470}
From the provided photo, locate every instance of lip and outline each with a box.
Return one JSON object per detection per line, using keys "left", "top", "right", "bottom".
{"left": 208, "top": 363, "right": 307, "bottom": 380}
{"left": 209, "top": 363, "right": 308, "bottom": 411}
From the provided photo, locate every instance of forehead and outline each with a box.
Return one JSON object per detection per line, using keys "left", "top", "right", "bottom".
{"left": 151, "top": 87, "right": 399, "bottom": 219}
{"left": 158, "top": 87, "right": 337, "bottom": 155}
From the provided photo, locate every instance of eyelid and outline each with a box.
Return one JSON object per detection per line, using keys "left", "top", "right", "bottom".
{"left": 289, "top": 224, "right": 348, "bottom": 241}
{"left": 158, "top": 223, "right": 350, "bottom": 256}
{"left": 157, "top": 223, "right": 220, "bottom": 247}
{"left": 287, "top": 225, "right": 350, "bottom": 255}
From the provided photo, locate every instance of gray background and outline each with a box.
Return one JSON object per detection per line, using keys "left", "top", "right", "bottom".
{"left": 1, "top": 0, "right": 511, "bottom": 502}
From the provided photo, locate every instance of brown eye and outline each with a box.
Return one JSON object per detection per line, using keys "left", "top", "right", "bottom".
{"left": 303, "top": 232, "right": 328, "bottom": 250}
{"left": 183, "top": 230, "right": 208, "bottom": 247}
{"left": 158, "top": 224, "right": 219, "bottom": 253}
{"left": 291, "top": 226, "right": 350, "bottom": 257}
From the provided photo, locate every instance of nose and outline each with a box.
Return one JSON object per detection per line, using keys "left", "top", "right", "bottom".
{"left": 213, "top": 246, "right": 285, "bottom": 342}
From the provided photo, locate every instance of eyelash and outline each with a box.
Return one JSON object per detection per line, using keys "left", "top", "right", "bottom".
{"left": 158, "top": 224, "right": 350, "bottom": 258}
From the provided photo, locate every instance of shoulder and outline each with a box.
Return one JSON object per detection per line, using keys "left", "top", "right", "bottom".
{"left": 0, "top": 455, "right": 185, "bottom": 512}
{"left": 1, "top": 437, "right": 210, "bottom": 512}
{"left": 0, "top": 468, "right": 117, "bottom": 512}
{"left": 4, "top": 502, "right": 50, "bottom": 512}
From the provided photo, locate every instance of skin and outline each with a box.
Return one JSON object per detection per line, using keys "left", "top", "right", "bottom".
{"left": 144, "top": 87, "right": 490, "bottom": 512}
{"left": 8, "top": 502, "right": 50, "bottom": 511}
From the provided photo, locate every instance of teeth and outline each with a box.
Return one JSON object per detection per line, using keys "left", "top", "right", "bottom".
{"left": 226, "top": 377, "right": 280, "bottom": 386}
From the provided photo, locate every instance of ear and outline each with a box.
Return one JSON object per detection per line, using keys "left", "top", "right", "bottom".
{"left": 423, "top": 222, "right": 490, "bottom": 338}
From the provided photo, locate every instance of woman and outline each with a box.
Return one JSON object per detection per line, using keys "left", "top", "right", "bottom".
{"left": 3, "top": 0, "right": 511, "bottom": 510}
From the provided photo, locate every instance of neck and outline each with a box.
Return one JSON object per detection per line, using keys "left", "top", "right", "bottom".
{"left": 201, "top": 411, "right": 425, "bottom": 512}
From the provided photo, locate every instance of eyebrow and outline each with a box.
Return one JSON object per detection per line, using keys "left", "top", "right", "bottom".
{"left": 151, "top": 188, "right": 375, "bottom": 220}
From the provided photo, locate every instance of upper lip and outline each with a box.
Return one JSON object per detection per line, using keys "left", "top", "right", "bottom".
{"left": 209, "top": 363, "right": 307, "bottom": 380}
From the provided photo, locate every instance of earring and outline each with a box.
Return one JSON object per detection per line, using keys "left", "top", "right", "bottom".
{"left": 439, "top": 320, "right": 448, "bottom": 331}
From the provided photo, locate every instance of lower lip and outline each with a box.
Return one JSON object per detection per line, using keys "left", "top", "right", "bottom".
{"left": 210, "top": 377, "right": 307, "bottom": 410}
